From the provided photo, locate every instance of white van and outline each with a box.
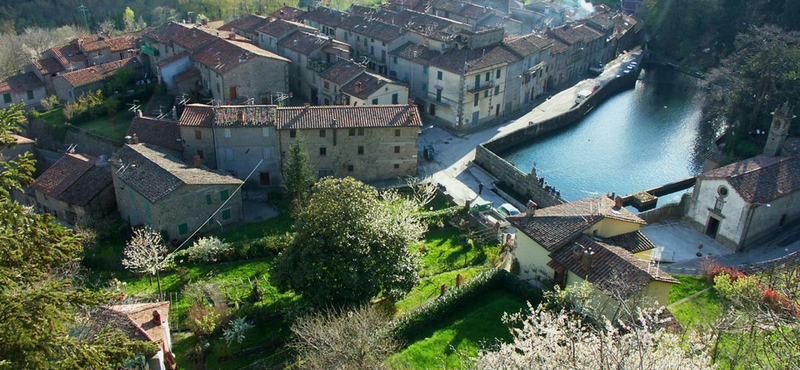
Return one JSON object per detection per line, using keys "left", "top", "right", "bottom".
{"left": 575, "top": 89, "right": 593, "bottom": 105}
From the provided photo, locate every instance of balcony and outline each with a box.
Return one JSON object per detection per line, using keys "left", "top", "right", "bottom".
{"left": 141, "top": 44, "right": 159, "bottom": 56}
{"left": 467, "top": 81, "right": 493, "bottom": 94}
{"left": 307, "top": 59, "right": 330, "bottom": 73}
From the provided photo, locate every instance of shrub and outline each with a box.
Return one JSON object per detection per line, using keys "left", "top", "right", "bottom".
{"left": 417, "top": 206, "right": 461, "bottom": 229}
{"left": 222, "top": 316, "right": 254, "bottom": 345}
{"left": 40, "top": 95, "right": 59, "bottom": 111}
{"left": 180, "top": 236, "right": 232, "bottom": 264}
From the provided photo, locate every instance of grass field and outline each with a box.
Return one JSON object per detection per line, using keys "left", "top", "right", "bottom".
{"left": 389, "top": 290, "right": 528, "bottom": 369}
{"left": 73, "top": 110, "right": 133, "bottom": 142}
{"left": 395, "top": 266, "right": 488, "bottom": 314}
{"left": 668, "top": 275, "right": 722, "bottom": 327}
{"left": 414, "top": 227, "right": 497, "bottom": 277}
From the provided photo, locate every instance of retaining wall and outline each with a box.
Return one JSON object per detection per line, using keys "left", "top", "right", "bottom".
{"left": 474, "top": 72, "right": 639, "bottom": 208}
{"left": 63, "top": 127, "right": 123, "bottom": 157}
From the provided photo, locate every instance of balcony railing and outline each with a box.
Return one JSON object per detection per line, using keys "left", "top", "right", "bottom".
{"left": 141, "top": 44, "right": 159, "bottom": 56}
{"left": 467, "top": 81, "right": 493, "bottom": 94}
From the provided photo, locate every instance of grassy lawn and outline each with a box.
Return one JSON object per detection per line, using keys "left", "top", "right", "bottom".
{"left": 670, "top": 288, "right": 722, "bottom": 328}
{"left": 396, "top": 266, "right": 488, "bottom": 314}
{"left": 415, "top": 227, "right": 498, "bottom": 277}
{"left": 37, "top": 107, "right": 68, "bottom": 141}
{"left": 72, "top": 110, "right": 133, "bottom": 142}
{"left": 389, "top": 290, "right": 528, "bottom": 369}
{"left": 669, "top": 275, "right": 712, "bottom": 304}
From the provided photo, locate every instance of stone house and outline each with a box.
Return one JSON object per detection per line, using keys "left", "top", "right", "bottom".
{"left": 508, "top": 196, "right": 678, "bottom": 315}
{"left": 154, "top": 51, "right": 192, "bottom": 91}
{"left": 503, "top": 33, "right": 552, "bottom": 110}
{"left": 212, "top": 105, "right": 282, "bottom": 186}
{"left": 110, "top": 143, "right": 243, "bottom": 241}
{"left": 93, "top": 302, "right": 175, "bottom": 370}
{"left": 140, "top": 22, "right": 218, "bottom": 75}
{"left": 269, "top": 6, "right": 306, "bottom": 21}
{"left": 176, "top": 104, "right": 217, "bottom": 167}
{"left": 335, "top": 14, "right": 407, "bottom": 76}
{"left": 687, "top": 155, "right": 800, "bottom": 251}
{"left": 127, "top": 111, "right": 183, "bottom": 156}
{"left": 53, "top": 57, "right": 142, "bottom": 103}
{"left": 341, "top": 71, "right": 409, "bottom": 106}
{"left": 30, "top": 152, "right": 116, "bottom": 226}
{"left": 191, "top": 37, "right": 290, "bottom": 104}
{"left": 275, "top": 31, "right": 349, "bottom": 102}
{"left": 77, "top": 33, "right": 140, "bottom": 66}
{"left": 428, "top": 0, "right": 496, "bottom": 26}
{"left": 1, "top": 134, "right": 35, "bottom": 164}
{"left": 546, "top": 23, "right": 606, "bottom": 82}
{"left": 42, "top": 43, "right": 88, "bottom": 72}
{"left": 25, "top": 57, "right": 65, "bottom": 95}
{"left": 317, "top": 60, "right": 367, "bottom": 105}
{"left": 219, "top": 14, "right": 271, "bottom": 42}
{"left": 276, "top": 104, "right": 422, "bottom": 181}
{"left": 0, "top": 72, "right": 46, "bottom": 110}
{"left": 255, "top": 18, "right": 316, "bottom": 54}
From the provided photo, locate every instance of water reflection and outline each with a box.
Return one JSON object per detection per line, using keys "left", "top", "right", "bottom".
{"left": 501, "top": 67, "right": 712, "bottom": 204}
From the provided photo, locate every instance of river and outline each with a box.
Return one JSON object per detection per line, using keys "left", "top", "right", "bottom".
{"left": 500, "top": 66, "right": 713, "bottom": 205}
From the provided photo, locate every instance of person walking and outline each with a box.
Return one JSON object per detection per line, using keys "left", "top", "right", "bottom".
{"left": 479, "top": 182, "right": 484, "bottom": 195}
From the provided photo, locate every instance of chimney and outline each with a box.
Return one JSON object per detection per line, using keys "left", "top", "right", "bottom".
{"left": 152, "top": 310, "right": 162, "bottom": 326}
{"left": 228, "top": 32, "right": 236, "bottom": 40}
{"left": 132, "top": 133, "right": 139, "bottom": 144}
{"left": 355, "top": 81, "right": 363, "bottom": 93}
{"left": 526, "top": 200, "right": 537, "bottom": 216}
{"left": 580, "top": 247, "right": 595, "bottom": 272}
{"left": 613, "top": 195, "right": 623, "bottom": 210}
{"left": 193, "top": 155, "right": 202, "bottom": 167}
{"left": 136, "top": 110, "right": 143, "bottom": 118}
{"left": 571, "top": 243, "right": 583, "bottom": 261}
{"left": 202, "top": 18, "right": 208, "bottom": 26}
{"left": 124, "top": 135, "right": 133, "bottom": 144}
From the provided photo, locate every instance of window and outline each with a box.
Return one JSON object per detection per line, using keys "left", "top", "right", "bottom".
{"left": 393, "top": 163, "right": 400, "bottom": 169}
{"left": 349, "top": 128, "right": 356, "bottom": 136}
{"left": 224, "top": 128, "right": 231, "bottom": 138}
{"left": 195, "top": 130, "right": 202, "bottom": 140}
{"left": 485, "top": 72, "right": 490, "bottom": 81}
{"left": 178, "top": 223, "right": 189, "bottom": 235}
{"left": 474, "top": 94, "right": 479, "bottom": 106}
{"left": 394, "top": 145, "right": 400, "bottom": 153}
{"left": 220, "top": 189, "right": 230, "bottom": 201}
{"left": 474, "top": 74, "right": 480, "bottom": 89}
{"left": 358, "top": 128, "right": 365, "bottom": 136}
{"left": 222, "top": 209, "right": 232, "bottom": 221}
{"left": 714, "top": 197, "right": 725, "bottom": 212}
{"left": 437, "top": 71, "right": 443, "bottom": 80}
{"left": 357, "top": 146, "right": 364, "bottom": 155}
{"left": 26, "top": 90, "right": 34, "bottom": 100}
{"left": 3, "top": 93, "right": 11, "bottom": 103}
{"left": 263, "top": 147, "right": 273, "bottom": 159}
{"left": 196, "top": 149, "right": 204, "bottom": 159}
{"left": 319, "top": 129, "right": 326, "bottom": 137}
{"left": 206, "top": 194, "right": 212, "bottom": 205}
{"left": 496, "top": 69, "right": 501, "bottom": 78}
{"left": 495, "top": 86, "right": 500, "bottom": 95}
{"left": 393, "top": 56, "right": 397, "bottom": 64}
{"left": 422, "top": 83, "right": 428, "bottom": 92}
{"left": 324, "top": 81, "right": 330, "bottom": 89}
{"left": 436, "top": 89, "right": 442, "bottom": 102}
{"left": 347, "top": 164, "right": 354, "bottom": 172}
{"left": 290, "top": 129, "right": 296, "bottom": 138}
{"left": 484, "top": 90, "right": 489, "bottom": 98}
{"left": 225, "top": 148, "right": 234, "bottom": 161}
{"left": 423, "top": 65, "right": 428, "bottom": 74}
{"left": 262, "top": 127, "right": 269, "bottom": 137}
{"left": 363, "top": 38, "right": 367, "bottom": 47}
{"left": 392, "top": 93, "right": 398, "bottom": 104}
{"left": 371, "top": 98, "right": 378, "bottom": 105}
{"left": 394, "top": 129, "right": 401, "bottom": 137}
{"left": 260, "top": 172, "right": 270, "bottom": 185}
{"left": 319, "top": 147, "right": 326, "bottom": 156}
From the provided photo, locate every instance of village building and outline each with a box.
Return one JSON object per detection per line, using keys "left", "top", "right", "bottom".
{"left": 30, "top": 152, "right": 116, "bottom": 226}
{"left": 269, "top": 5, "right": 307, "bottom": 21}
{"left": 0, "top": 72, "right": 47, "bottom": 109}
{"left": 25, "top": 57, "right": 66, "bottom": 95}
{"left": 508, "top": 196, "right": 678, "bottom": 314}
{"left": 93, "top": 302, "right": 175, "bottom": 370}
{"left": 317, "top": 60, "right": 367, "bottom": 105}
{"left": 176, "top": 104, "right": 217, "bottom": 167}
{"left": 42, "top": 43, "right": 88, "bottom": 72}
{"left": 255, "top": 18, "right": 316, "bottom": 54}
{"left": 1, "top": 134, "right": 35, "bottom": 165}
{"left": 503, "top": 32, "right": 552, "bottom": 109}
{"left": 341, "top": 71, "right": 409, "bottom": 106}
{"left": 140, "top": 22, "right": 219, "bottom": 76}
{"left": 110, "top": 143, "right": 243, "bottom": 241}
{"left": 77, "top": 33, "right": 141, "bottom": 66}
{"left": 545, "top": 23, "right": 606, "bottom": 82}
{"left": 127, "top": 111, "right": 183, "bottom": 156}
{"left": 219, "top": 14, "right": 271, "bottom": 42}
{"left": 52, "top": 57, "right": 141, "bottom": 102}
{"left": 275, "top": 30, "right": 349, "bottom": 102}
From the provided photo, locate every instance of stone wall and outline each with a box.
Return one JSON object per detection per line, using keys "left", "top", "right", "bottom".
{"left": 474, "top": 72, "right": 639, "bottom": 208}
{"left": 63, "top": 127, "right": 122, "bottom": 157}
{"left": 637, "top": 194, "right": 689, "bottom": 224}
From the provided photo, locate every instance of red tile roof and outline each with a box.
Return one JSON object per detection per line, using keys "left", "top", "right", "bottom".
{"left": 214, "top": 105, "right": 276, "bottom": 126}
{"left": 270, "top": 6, "right": 306, "bottom": 21}
{"left": 319, "top": 60, "right": 366, "bottom": 86}
{"left": 128, "top": 113, "right": 183, "bottom": 152}
{"left": 191, "top": 38, "right": 289, "bottom": 74}
{"left": 31, "top": 153, "right": 112, "bottom": 206}
{"left": 219, "top": 14, "right": 270, "bottom": 35}
{"left": 173, "top": 67, "right": 200, "bottom": 82}
{"left": 341, "top": 71, "right": 400, "bottom": 100}
{"left": 143, "top": 22, "right": 217, "bottom": 52}
{"left": 699, "top": 155, "right": 800, "bottom": 204}
{"left": 256, "top": 18, "right": 314, "bottom": 38}
{"left": 338, "top": 14, "right": 407, "bottom": 43}
{"left": 276, "top": 104, "right": 422, "bottom": 130}
{"left": 48, "top": 44, "right": 87, "bottom": 66}
{"left": 300, "top": 6, "right": 347, "bottom": 28}
{"left": 58, "top": 57, "right": 141, "bottom": 88}
{"left": 32, "top": 57, "right": 65, "bottom": 75}
{"left": 96, "top": 302, "right": 171, "bottom": 344}
{"left": 504, "top": 33, "right": 553, "bottom": 57}
{"left": 427, "top": 43, "right": 519, "bottom": 74}
{"left": 602, "top": 230, "right": 657, "bottom": 254}
{"left": 155, "top": 51, "right": 191, "bottom": 68}
{"left": 0, "top": 72, "right": 45, "bottom": 93}
{"left": 179, "top": 104, "right": 214, "bottom": 127}
{"left": 277, "top": 31, "right": 332, "bottom": 55}
{"left": 79, "top": 34, "right": 139, "bottom": 52}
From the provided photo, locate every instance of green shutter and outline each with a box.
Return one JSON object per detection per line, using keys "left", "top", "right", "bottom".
{"left": 222, "top": 209, "right": 232, "bottom": 221}
{"left": 206, "top": 194, "right": 212, "bottom": 205}
{"left": 3, "top": 93, "right": 10, "bottom": 103}
{"left": 220, "top": 189, "right": 230, "bottom": 201}
{"left": 26, "top": 90, "right": 34, "bottom": 100}
{"left": 178, "top": 223, "right": 189, "bottom": 235}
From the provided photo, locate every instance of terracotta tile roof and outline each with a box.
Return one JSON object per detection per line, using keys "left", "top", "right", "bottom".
{"left": 508, "top": 196, "right": 646, "bottom": 251}
{"left": 429, "top": 43, "right": 519, "bottom": 74}
{"left": 0, "top": 72, "right": 44, "bottom": 93}
{"left": 143, "top": 22, "right": 217, "bottom": 52}
{"left": 585, "top": 12, "right": 616, "bottom": 32}
{"left": 191, "top": 38, "right": 289, "bottom": 74}
{"left": 79, "top": 34, "right": 139, "bottom": 52}
{"left": 341, "top": 71, "right": 398, "bottom": 100}
{"left": 547, "top": 24, "right": 604, "bottom": 45}
{"left": 110, "top": 143, "right": 242, "bottom": 203}
{"left": 96, "top": 302, "right": 170, "bottom": 344}
{"left": 32, "top": 57, "right": 65, "bottom": 75}
{"left": 48, "top": 43, "right": 87, "bottom": 66}
{"left": 504, "top": 33, "right": 553, "bottom": 57}
{"left": 219, "top": 14, "right": 270, "bottom": 34}
{"left": 155, "top": 51, "right": 190, "bottom": 68}
{"left": 11, "top": 134, "right": 35, "bottom": 145}
{"left": 277, "top": 31, "right": 331, "bottom": 55}
{"left": 699, "top": 155, "right": 800, "bottom": 204}
{"left": 270, "top": 6, "right": 306, "bottom": 21}
{"left": 384, "top": 0, "right": 426, "bottom": 11}
{"left": 128, "top": 114, "right": 182, "bottom": 152}
{"left": 601, "top": 230, "right": 657, "bottom": 254}
{"left": 338, "top": 14, "right": 406, "bottom": 43}
{"left": 214, "top": 105, "right": 276, "bottom": 126}
{"left": 546, "top": 35, "right": 569, "bottom": 54}
{"left": 276, "top": 104, "right": 422, "bottom": 130}
{"left": 58, "top": 57, "right": 140, "bottom": 88}
{"left": 179, "top": 104, "right": 214, "bottom": 127}
{"left": 430, "top": 0, "right": 488, "bottom": 19}
{"left": 319, "top": 60, "right": 366, "bottom": 85}
{"left": 300, "top": 6, "right": 347, "bottom": 27}
{"left": 390, "top": 42, "right": 440, "bottom": 62}
{"left": 549, "top": 235, "right": 678, "bottom": 299}
{"left": 256, "top": 18, "right": 314, "bottom": 38}
{"left": 31, "top": 153, "right": 112, "bottom": 206}
{"left": 173, "top": 67, "right": 200, "bottom": 82}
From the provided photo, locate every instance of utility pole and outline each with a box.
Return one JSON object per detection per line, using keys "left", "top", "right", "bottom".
{"left": 77, "top": 0, "right": 90, "bottom": 30}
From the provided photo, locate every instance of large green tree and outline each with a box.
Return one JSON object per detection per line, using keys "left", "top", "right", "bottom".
{"left": 0, "top": 103, "right": 154, "bottom": 369}
{"left": 272, "top": 177, "right": 423, "bottom": 308}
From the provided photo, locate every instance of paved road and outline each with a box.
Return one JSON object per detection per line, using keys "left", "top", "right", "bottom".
{"left": 419, "top": 50, "right": 640, "bottom": 208}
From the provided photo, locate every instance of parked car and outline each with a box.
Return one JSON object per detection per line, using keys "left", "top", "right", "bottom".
{"left": 423, "top": 145, "right": 435, "bottom": 161}
{"left": 498, "top": 203, "right": 521, "bottom": 217}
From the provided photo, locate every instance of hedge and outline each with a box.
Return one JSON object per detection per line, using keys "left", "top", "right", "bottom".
{"left": 391, "top": 268, "right": 542, "bottom": 341}
{"left": 417, "top": 205, "right": 463, "bottom": 228}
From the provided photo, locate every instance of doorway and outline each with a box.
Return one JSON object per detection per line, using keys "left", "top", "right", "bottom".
{"left": 705, "top": 217, "right": 720, "bottom": 238}
{"left": 429, "top": 103, "right": 436, "bottom": 116}
{"left": 472, "top": 111, "right": 479, "bottom": 125}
